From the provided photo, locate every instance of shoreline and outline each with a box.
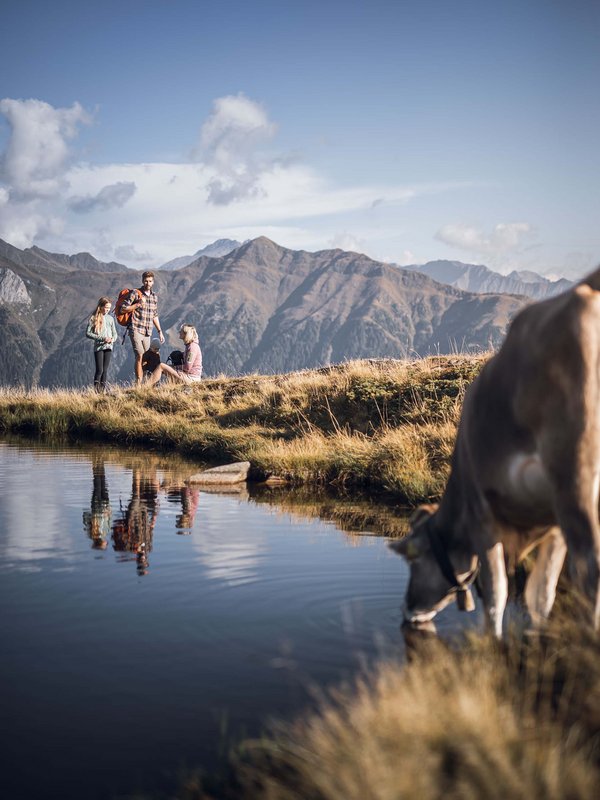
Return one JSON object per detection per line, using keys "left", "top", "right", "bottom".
{"left": 0, "top": 355, "right": 485, "bottom": 504}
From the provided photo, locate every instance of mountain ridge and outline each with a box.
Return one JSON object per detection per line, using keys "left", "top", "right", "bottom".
{"left": 158, "top": 238, "right": 245, "bottom": 270}
{"left": 0, "top": 236, "right": 540, "bottom": 388}
{"left": 409, "top": 259, "right": 572, "bottom": 299}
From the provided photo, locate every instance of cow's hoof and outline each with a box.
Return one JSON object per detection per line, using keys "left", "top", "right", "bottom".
{"left": 401, "top": 619, "right": 437, "bottom": 655}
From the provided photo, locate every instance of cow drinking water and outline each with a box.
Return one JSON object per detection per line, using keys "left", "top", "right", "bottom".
{"left": 391, "top": 270, "right": 600, "bottom": 638}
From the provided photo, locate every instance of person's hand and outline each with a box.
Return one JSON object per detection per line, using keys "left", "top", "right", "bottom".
{"left": 159, "top": 332, "right": 165, "bottom": 344}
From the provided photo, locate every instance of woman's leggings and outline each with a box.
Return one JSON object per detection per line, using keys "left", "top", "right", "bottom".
{"left": 94, "top": 349, "right": 112, "bottom": 391}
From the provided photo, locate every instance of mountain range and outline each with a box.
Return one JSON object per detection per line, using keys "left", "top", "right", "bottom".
{"left": 158, "top": 239, "right": 244, "bottom": 270}
{"left": 411, "top": 259, "right": 572, "bottom": 299}
{"left": 0, "top": 238, "right": 130, "bottom": 273}
{"left": 0, "top": 236, "right": 567, "bottom": 388}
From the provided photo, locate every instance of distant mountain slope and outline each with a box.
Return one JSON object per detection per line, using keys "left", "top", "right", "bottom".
{"left": 0, "top": 238, "right": 129, "bottom": 273}
{"left": 410, "top": 260, "right": 572, "bottom": 299}
{"left": 0, "top": 237, "right": 531, "bottom": 388}
{"left": 159, "top": 238, "right": 244, "bottom": 270}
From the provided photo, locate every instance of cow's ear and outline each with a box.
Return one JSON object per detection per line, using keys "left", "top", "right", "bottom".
{"left": 409, "top": 503, "right": 439, "bottom": 529}
{"left": 389, "top": 535, "right": 422, "bottom": 561}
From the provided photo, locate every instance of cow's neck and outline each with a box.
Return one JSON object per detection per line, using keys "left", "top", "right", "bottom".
{"left": 433, "top": 466, "right": 482, "bottom": 566}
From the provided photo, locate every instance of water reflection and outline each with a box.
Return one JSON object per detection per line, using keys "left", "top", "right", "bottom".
{"left": 0, "top": 436, "right": 414, "bottom": 800}
{"left": 76, "top": 453, "right": 414, "bottom": 579}
{"left": 82, "top": 455, "right": 111, "bottom": 550}
{"left": 164, "top": 481, "right": 200, "bottom": 533}
{"left": 79, "top": 455, "right": 211, "bottom": 573}
{"left": 112, "top": 464, "right": 160, "bottom": 574}
{"left": 248, "top": 484, "right": 412, "bottom": 540}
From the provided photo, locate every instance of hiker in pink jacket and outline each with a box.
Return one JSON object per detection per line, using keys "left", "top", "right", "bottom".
{"left": 148, "top": 324, "right": 202, "bottom": 386}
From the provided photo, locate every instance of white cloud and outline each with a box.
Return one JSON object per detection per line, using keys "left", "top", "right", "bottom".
{"left": 0, "top": 95, "right": 467, "bottom": 265}
{"left": 0, "top": 97, "right": 91, "bottom": 199}
{"left": 0, "top": 201, "right": 64, "bottom": 249}
{"left": 68, "top": 181, "right": 136, "bottom": 213}
{"left": 197, "top": 93, "right": 277, "bottom": 205}
{"left": 114, "top": 243, "right": 152, "bottom": 263}
{"left": 329, "top": 232, "right": 369, "bottom": 255}
{"left": 395, "top": 250, "right": 418, "bottom": 266}
{"left": 435, "top": 222, "right": 533, "bottom": 255}
{"left": 53, "top": 160, "right": 436, "bottom": 264}
{"left": 0, "top": 97, "right": 91, "bottom": 246}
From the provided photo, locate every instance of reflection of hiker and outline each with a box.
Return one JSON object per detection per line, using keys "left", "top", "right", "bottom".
{"left": 141, "top": 339, "right": 161, "bottom": 380}
{"left": 164, "top": 482, "right": 200, "bottom": 534}
{"left": 177, "top": 486, "right": 200, "bottom": 532}
{"left": 82, "top": 456, "right": 112, "bottom": 549}
{"left": 112, "top": 467, "right": 160, "bottom": 575}
{"left": 148, "top": 324, "right": 202, "bottom": 387}
{"left": 86, "top": 297, "right": 117, "bottom": 392}
{"left": 120, "top": 271, "right": 165, "bottom": 385}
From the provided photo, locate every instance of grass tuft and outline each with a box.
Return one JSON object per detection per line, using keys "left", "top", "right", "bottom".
{"left": 235, "top": 612, "right": 600, "bottom": 800}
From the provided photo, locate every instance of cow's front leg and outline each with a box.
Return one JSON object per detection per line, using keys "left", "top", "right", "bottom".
{"left": 524, "top": 527, "right": 567, "bottom": 627}
{"left": 478, "top": 542, "right": 508, "bottom": 638}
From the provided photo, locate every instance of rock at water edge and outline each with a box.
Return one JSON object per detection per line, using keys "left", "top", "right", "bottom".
{"left": 187, "top": 461, "right": 251, "bottom": 485}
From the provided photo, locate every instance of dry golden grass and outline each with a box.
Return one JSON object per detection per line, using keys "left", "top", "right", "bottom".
{"left": 0, "top": 356, "right": 486, "bottom": 502}
{"left": 234, "top": 612, "right": 600, "bottom": 800}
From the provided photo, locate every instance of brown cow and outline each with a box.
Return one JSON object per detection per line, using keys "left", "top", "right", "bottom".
{"left": 391, "top": 270, "right": 600, "bottom": 638}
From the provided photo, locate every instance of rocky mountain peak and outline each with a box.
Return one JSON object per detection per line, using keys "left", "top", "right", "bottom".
{"left": 0, "top": 267, "right": 31, "bottom": 306}
{"left": 238, "top": 236, "right": 285, "bottom": 261}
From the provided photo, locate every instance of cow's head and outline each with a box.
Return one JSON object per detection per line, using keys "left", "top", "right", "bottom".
{"left": 390, "top": 504, "right": 477, "bottom": 625}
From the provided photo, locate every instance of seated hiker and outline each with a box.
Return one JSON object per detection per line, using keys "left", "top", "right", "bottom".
{"left": 148, "top": 324, "right": 202, "bottom": 387}
{"left": 141, "top": 339, "right": 161, "bottom": 380}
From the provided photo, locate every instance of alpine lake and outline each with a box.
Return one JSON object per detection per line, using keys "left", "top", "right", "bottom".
{"left": 0, "top": 436, "right": 478, "bottom": 799}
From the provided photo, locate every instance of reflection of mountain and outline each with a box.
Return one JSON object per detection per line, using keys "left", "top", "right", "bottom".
{"left": 0, "top": 236, "right": 529, "bottom": 388}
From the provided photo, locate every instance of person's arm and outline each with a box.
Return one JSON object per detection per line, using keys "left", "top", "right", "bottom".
{"left": 107, "top": 316, "right": 117, "bottom": 343}
{"left": 86, "top": 318, "right": 103, "bottom": 342}
{"left": 153, "top": 315, "right": 165, "bottom": 344}
{"left": 122, "top": 298, "right": 143, "bottom": 313}
{"left": 182, "top": 344, "right": 192, "bottom": 373}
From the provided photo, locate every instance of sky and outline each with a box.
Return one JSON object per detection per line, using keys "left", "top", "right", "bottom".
{"left": 0, "top": 0, "right": 599, "bottom": 278}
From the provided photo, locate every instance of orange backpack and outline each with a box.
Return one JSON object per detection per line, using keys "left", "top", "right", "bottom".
{"left": 115, "top": 288, "right": 142, "bottom": 327}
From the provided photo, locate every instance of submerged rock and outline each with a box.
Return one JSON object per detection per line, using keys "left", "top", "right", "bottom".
{"left": 263, "top": 475, "right": 289, "bottom": 486}
{"left": 187, "top": 461, "right": 250, "bottom": 485}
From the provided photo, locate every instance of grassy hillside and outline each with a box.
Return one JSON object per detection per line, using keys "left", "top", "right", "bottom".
{"left": 0, "top": 355, "right": 484, "bottom": 504}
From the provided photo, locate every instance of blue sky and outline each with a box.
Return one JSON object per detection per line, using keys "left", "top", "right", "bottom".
{"left": 1, "top": 0, "right": 598, "bottom": 277}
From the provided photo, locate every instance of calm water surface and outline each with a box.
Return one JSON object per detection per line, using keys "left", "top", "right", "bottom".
{"left": 0, "top": 438, "right": 464, "bottom": 799}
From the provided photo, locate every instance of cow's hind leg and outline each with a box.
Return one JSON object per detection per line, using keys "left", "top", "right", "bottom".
{"left": 524, "top": 527, "right": 567, "bottom": 627}
{"left": 554, "top": 492, "right": 600, "bottom": 628}
{"left": 544, "top": 440, "right": 600, "bottom": 628}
